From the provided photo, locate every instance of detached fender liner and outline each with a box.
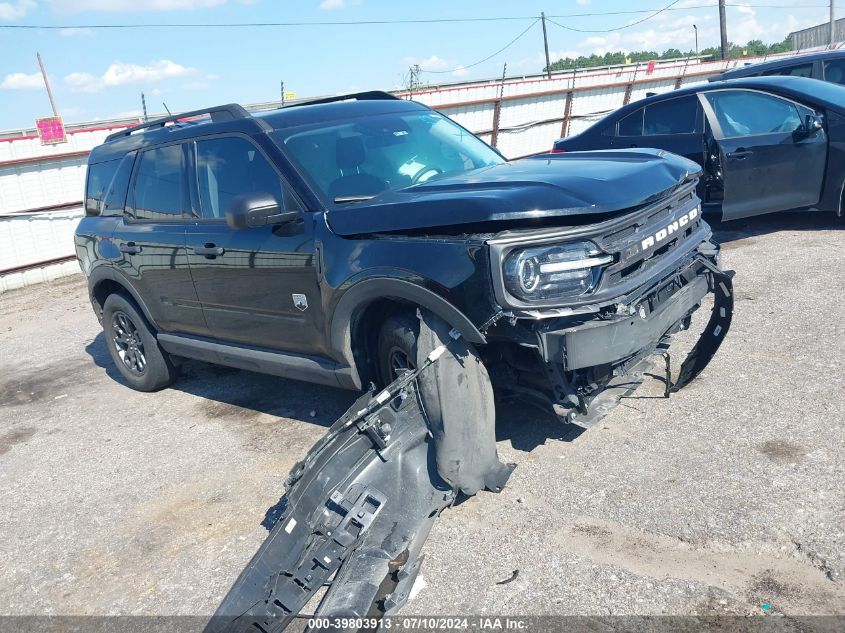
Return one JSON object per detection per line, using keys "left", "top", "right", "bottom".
{"left": 416, "top": 310, "right": 514, "bottom": 496}
{"left": 205, "top": 311, "right": 513, "bottom": 632}
{"left": 205, "top": 384, "right": 452, "bottom": 633}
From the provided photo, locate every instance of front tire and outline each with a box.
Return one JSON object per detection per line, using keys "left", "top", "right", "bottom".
{"left": 377, "top": 313, "right": 419, "bottom": 387}
{"left": 102, "top": 293, "right": 175, "bottom": 392}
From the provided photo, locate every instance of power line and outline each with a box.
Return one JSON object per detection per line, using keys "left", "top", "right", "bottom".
{"left": 546, "top": 0, "right": 689, "bottom": 34}
{"left": 421, "top": 19, "right": 540, "bottom": 74}
{"left": 0, "top": 5, "right": 829, "bottom": 30}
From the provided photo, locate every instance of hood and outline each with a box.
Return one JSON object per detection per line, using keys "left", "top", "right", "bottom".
{"left": 327, "top": 148, "right": 701, "bottom": 236}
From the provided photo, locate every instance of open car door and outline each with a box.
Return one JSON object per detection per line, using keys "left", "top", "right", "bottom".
{"left": 699, "top": 88, "right": 827, "bottom": 221}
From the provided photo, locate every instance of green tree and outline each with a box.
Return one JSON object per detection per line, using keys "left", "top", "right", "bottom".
{"left": 545, "top": 37, "right": 794, "bottom": 73}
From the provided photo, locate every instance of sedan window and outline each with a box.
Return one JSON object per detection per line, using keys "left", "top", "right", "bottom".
{"left": 642, "top": 95, "right": 698, "bottom": 135}
{"left": 617, "top": 108, "right": 644, "bottom": 136}
{"left": 823, "top": 58, "right": 845, "bottom": 85}
{"left": 703, "top": 90, "right": 802, "bottom": 138}
{"left": 762, "top": 63, "right": 814, "bottom": 78}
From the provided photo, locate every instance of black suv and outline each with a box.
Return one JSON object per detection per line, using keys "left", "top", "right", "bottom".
{"left": 75, "top": 91, "right": 732, "bottom": 425}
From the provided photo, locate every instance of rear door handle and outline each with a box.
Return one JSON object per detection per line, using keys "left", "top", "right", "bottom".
{"left": 727, "top": 149, "right": 752, "bottom": 159}
{"left": 193, "top": 243, "right": 225, "bottom": 257}
{"left": 119, "top": 242, "right": 141, "bottom": 255}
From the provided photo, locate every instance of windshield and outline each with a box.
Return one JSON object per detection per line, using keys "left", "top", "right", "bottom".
{"left": 274, "top": 110, "right": 503, "bottom": 205}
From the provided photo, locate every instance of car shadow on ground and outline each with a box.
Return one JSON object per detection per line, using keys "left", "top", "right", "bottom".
{"left": 86, "top": 331, "right": 583, "bottom": 456}
{"left": 84, "top": 331, "right": 357, "bottom": 431}
{"left": 711, "top": 210, "right": 842, "bottom": 244}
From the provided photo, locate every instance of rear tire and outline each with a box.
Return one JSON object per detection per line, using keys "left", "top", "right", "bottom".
{"left": 377, "top": 313, "right": 419, "bottom": 387}
{"left": 102, "top": 293, "right": 176, "bottom": 392}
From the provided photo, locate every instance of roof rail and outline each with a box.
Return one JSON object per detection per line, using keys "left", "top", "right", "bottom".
{"left": 286, "top": 90, "right": 399, "bottom": 108}
{"left": 105, "top": 103, "right": 258, "bottom": 143}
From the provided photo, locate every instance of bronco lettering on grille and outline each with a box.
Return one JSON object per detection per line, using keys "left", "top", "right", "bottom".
{"left": 640, "top": 206, "right": 699, "bottom": 251}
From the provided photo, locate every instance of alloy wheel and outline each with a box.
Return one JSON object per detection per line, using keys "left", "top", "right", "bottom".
{"left": 111, "top": 311, "right": 147, "bottom": 375}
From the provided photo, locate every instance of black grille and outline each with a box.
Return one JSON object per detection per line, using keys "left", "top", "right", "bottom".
{"left": 596, "top": 183, "right": 701, "bottom": 289}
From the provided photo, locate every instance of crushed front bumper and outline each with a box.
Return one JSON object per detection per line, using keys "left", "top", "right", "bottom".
{"left": 528, "top": 250, "right": 734, "bottom": 427}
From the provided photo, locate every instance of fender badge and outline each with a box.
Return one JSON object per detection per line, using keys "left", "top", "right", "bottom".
{"left": 292, "top": 294, "right": 308, "bottom": 311}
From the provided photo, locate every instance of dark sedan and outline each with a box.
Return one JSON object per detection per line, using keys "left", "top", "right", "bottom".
{"left": 552, "top": 76, "right": 845, "bottom": 221}
{"left": 711, "top": 49, "right": 845, "bottom": 85}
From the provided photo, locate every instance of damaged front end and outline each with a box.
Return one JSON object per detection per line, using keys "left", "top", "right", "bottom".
{"left": 484, "top": 179, "right": 734, "bottom": 428}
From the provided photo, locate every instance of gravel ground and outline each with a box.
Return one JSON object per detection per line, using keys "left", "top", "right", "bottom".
{"left": 0, "top": 211, "right": 843, "bottom": 622}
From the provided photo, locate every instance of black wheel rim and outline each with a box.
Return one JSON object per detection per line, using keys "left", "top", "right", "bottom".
{"left": 387, "top": 346, "right": 415, "bottom": 380}
{"left": 111, "top": 311, "right": 146, "bottom": 376}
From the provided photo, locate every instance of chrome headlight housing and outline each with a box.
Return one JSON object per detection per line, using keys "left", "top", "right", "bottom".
{"left": 502, "top": 241, "right": 613, "bottom": 302}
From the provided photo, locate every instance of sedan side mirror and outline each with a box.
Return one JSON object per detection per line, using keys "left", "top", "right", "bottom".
{"left": 225, "top": 192, "right": 301, "bottom": 229}
{"left": 803, "top": 114, "right": 823, "bottom": 135}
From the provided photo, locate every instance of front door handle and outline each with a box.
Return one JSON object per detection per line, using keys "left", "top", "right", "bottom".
{"left": 193, "top": 243, "right": 225, "bottom": 257}
{"left": 727, "top": 148, "right": 752, "bottom": 160}
{"left": 119, "top": 242, "right": 142, "bottom": 255}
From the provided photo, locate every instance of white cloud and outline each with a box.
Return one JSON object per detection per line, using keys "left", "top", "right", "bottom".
{"left": 1, "top": 72, "right": 44, "bottom": 90}
{"left": 403, "top": 55, "right": 450, "bottom": 71}
{"left": 319, "top": 0, "right": 360, "bottom": 8}
{"left": 0, "top": 0, "right": 34, "bottom": 20}
{"left": 575, "top": 0, "right": 591, "bottom": 5}
{"left": 48, "top": 0, "right": 226, "bottom": 12}
{"left": 452, "top": 66, "right": 469, "bottom": 77}
{"left": 65, "top": 59, "right": 196, "bottom": 93}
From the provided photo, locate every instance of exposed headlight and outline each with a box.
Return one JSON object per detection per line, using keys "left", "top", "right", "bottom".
{"left": 502, "top": 241, "right": 613, "bottom": 301}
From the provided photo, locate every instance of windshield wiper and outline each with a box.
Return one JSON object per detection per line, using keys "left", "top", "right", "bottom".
{"left": 334, "top": 195, "right": 377, "bottom": 204}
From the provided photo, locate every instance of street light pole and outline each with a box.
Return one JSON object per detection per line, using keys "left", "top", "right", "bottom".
{"left": 693, "top": 24, "right": 698, "bottom": 56}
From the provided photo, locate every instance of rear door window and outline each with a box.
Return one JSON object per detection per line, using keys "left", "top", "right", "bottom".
{"left": 129, "top": 144, "right": 187, "bottom": 220}
{"left": 642, "top": 96, "right": 698, "bottom": 135}
{"left": 617, "top": 108, "right": 644, "bottom": 136}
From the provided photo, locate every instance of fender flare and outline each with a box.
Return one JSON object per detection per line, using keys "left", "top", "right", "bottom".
{"left": 329, "top": 277, "right": 486, "bottom": 389}
{"left": 87, "top": 266, "right": 158, "bottom": 329}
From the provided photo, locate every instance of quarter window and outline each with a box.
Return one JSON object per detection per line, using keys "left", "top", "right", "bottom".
{"left": 703, "top": 90, "right": 802, "bottom": 138}
{"left": 195, "top": 137, "right": 286, "bottom": 220}
{"left": 85, "top": 159, "right": 121, "bottom": 215}
{"left": 130, "top": 144, "right": 186, "bottom": 220}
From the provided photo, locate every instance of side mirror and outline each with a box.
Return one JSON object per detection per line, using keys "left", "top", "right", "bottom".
{"left": 803, "top": 114, "right": 823, "bottom": 135}
{"left": 225, "top": 192, "right": 301, "bottom": 229}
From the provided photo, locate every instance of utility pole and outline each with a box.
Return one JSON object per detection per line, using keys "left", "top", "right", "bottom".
{"left": 541, "top": 12, "right": 552, "bottom": 79}
{"left": 406, "top": 64, "right": 421, "bottom": 97}
{"left": 693, "top": 24, "right": 699, "bottom": 56}
{"left": 36, "top": 52, "right": 59, "bottom": 117}
{"left": 718, "top": 0, "right": 728, "bottom": 59}
{"left": 280, "top": 80, "right": 285, "bottom": 106}
{"left": 141, "top": 92, "right": 148, "bottom": 121}
{"left": 830, "top": 0, "right": 836, "bottom": 47}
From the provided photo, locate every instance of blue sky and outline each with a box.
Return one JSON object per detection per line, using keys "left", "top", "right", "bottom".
{"left": 0, "top": 0, "right": 835, "bottom": 130}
